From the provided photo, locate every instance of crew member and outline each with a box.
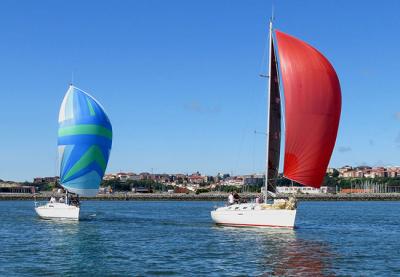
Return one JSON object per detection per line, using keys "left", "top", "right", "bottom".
{"left": 228, "top": 192, "right": 234, "bottom": 205}
{"left": 233, "top": 191, "right": 240, "bottom": 204}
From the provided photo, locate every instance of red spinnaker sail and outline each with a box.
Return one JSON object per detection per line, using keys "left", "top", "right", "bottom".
{"left": 275, "top": 30, "right": 341, "bottom": 188}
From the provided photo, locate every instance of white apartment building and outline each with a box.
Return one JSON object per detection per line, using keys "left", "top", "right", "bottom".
{"left": 276, "top": 186, "right": 328, "bottom": 194}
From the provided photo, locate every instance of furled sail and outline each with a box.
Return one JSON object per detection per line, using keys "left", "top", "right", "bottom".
{"left": 267, "top": 40, "right": 281, "bottom": 192}
{"left": 275, "top": 30, "right": 341, "bottom": 188}
{"left": 57, "top": 85, "right": 112, "bottom": 196}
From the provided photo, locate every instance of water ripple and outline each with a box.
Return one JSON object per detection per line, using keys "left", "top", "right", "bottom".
{"left": 0, "top": 200, "right": 399, "bottom": 276}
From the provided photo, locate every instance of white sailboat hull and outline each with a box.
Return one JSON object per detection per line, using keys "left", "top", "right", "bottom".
{"left": 211, "top": 203, "right": 296, "bottom": 228}
{"left": 35, "top": 202, "right": 80, "bottom": 220}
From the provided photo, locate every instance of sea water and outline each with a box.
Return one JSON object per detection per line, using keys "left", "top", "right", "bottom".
{"left": 0, "top": 200, "right": 399, "bottom": 276}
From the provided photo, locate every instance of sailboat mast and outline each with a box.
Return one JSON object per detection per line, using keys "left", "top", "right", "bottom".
{"left": 264, "top": 20, "right": 273, "bottom": 204}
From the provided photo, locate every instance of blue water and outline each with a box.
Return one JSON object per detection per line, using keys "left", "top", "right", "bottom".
{"left": 0, "top": 201, "right": 399, "bottom": 276}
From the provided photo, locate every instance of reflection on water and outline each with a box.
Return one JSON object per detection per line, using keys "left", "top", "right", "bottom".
{"left": 32, "top": 212, "right": 114, "bottom": 276}
{"left": 267, "top": 238, "right": 333, "bottom": 276}
{"left": 215, "top": 227, "right": 334, "bottom": 276}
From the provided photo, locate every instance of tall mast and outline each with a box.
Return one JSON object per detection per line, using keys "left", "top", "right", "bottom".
{"left": 264, "top": 19, "right": 273, "bottom": 203}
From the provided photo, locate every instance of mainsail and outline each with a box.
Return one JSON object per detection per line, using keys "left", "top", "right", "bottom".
{"left": 57, "top": 85, "right": 112, "bottom": 196}
{"left": 266, "top": 40, "right": 281, "bottom": 192}
{"left": 275, "top": 30, "right": 341, "bottom": 188}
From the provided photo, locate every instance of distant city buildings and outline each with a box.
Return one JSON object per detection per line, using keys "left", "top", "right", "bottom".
{"left": 33, "top": 177, "right": 59, "bottom": 184}
{"left": 21, "top": 165, "right": 400, "bottom": 195}
{"left": 102, "top": 171, "right": 264, "bottom": 188}
{"left": 100, "top": 165, "right": 400, "bottom": 191}
{"left": 334, "top": 165, "right": 400, "bottom": 178}
{"left": 0, "top": 181, "right": 34, "bottom": 193}
{"left": 28, "top": 164, "right": 400, "bottom": 188}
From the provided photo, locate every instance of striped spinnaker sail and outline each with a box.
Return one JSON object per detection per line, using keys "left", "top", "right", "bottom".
{"left": 58, "top": 85, "right": 112, "bottom": 196}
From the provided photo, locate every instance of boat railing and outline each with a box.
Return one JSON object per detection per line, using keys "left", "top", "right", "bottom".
{"left": 34, "top": 200, "right": 48, "bottom": 208}
{"left": 33, "top": 193, "right": 45, "bottom": 208}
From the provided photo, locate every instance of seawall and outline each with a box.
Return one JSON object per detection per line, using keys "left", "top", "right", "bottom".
{"left": 1, "top": 192, "right": 400, "bottom": 201}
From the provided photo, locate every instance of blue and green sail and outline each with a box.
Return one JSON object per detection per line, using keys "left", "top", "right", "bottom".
{"left": 58, "top": 85, "right": 112, "bottom": 197}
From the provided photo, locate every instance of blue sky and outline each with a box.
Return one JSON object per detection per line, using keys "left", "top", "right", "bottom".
{"left": 1, "top": 0, "right": 399, "bottom": 181}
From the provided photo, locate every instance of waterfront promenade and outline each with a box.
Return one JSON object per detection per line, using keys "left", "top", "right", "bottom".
{"left": 2, "top": 192, "right": 400, "bottom": 201}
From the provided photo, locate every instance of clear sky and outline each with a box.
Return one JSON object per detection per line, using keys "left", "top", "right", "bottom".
{"left": 1, "top": 0, "right": 399, "bottom": 181}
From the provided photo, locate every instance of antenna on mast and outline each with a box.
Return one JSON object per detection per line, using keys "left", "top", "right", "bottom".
{"left": 271, "top": 2, "right": 275, "bottom": 23}
{"left": 70, "top": 71, "right": 74, "bottom": 86}
{"left": 259, "top": 4, "right": 275, "bottom": 79}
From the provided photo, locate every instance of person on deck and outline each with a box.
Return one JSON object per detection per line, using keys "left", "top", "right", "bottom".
{"left": 233, "top": 191, "right": 240, "bottom": 204}
{"left": 228, "top": 192, "right": 234, "bottom": 205}
{"left": 50, "top": 196, "right": 56, "bottom": 203}
{"left": 70, "top": 195, "right": 80, "bottom": 207}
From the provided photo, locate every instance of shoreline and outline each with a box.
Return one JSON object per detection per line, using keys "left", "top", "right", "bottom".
{"left": 1, "top": 192, "right": 400, "bottom": 201}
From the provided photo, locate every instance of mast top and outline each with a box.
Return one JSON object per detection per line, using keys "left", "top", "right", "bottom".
{"left": 268, "top": 6, "right": 274, "bottom": 39}
{"left": 271, "top": 4, "right": 275, "bottom": 23}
